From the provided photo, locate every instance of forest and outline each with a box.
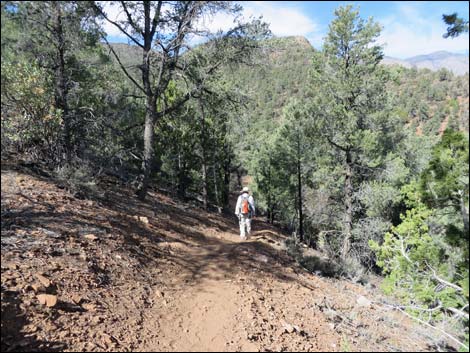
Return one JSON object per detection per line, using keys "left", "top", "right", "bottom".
{"left": 1, "top": 1, "right": 469, "bottom": 351}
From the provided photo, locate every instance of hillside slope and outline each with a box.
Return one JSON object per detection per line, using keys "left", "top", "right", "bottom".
{"left": 1, "top": 159, "right": 439, "bottom": 352}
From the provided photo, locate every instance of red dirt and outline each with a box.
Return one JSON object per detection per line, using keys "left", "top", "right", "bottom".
{"left": 1, "top": 161, "right": 440, "bottom": 352}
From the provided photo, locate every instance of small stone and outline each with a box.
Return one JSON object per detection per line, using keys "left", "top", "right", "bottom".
{"left": 7, "top": 263, "right": 19, "bottom": 270}
{"left": 82, "top": 303, "right": 96, "bottom": 311}
{"left": 91, "top": 316, "right": 103, "bottom": 325}
{"left": 71, "top": 294, "right": 83, "bottom": 305}
{"left": 356, "top": 295, "right": 372, "bottom": 307}
{"left": 102, "top": 333, "right": 115, "bottom": 347}
{"left": 68, "top": 248, "right": 81, "bottom": 255}
{"left": 85, "top": 343, "right": 96, "bottom": 350}
{"left": 37, "top": 294, "right": 58, "bottom": 307}
{"left": 284, "top": 323, "right": 295, "bottom": 333}
{"left": 35, "top": 274, "right": 51, "bottom": 288}
{"left": 84, "top": 234, "right": 97, "bottom": 241}
{"left": 31, "top": 282, "right": 46, "bottom": 292}
{"left": 139, "top": 216, "right": 149, "bottom": 224}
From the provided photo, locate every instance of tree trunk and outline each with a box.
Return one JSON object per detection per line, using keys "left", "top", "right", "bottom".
{"left": 267, "top": 192, "right": 273, "bottom": 224}
{"left": 297, "top": 140, "right": 303, "bottom": 242}
{"left": 53, "top": 2, "right": 70, "bottom": 163}
{"left": 201, "top": 158, "right": 208, "bottom": 210}
{"left": 138, "top": 96, "right": 157, "bottom": 200}
{"left": 236, "top": 169, "right": 242, "bottom": 191}
{"left": 199, "top": 101, "right": 208, "bottom": 210}
{"left": 177, "top": 151, "right": 187, "bottom": 199}
{"left": 222, "top": 158, "right": 231, "bottom": 211}
{"left": 213, "top": 164, "right": 221, "bottom": 213}
{"left": 460, "top": 190, "right": 469, "bottom": 237}
{"left": 137, "top": 3, "right": 155, "bottom": 201}
{"left": 342, "top": 149, "right": 353, "bottom": 259}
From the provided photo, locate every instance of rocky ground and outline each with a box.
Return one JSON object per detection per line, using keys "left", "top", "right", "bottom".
{"left": 1, "top": 160, "right": 444, "bottom": 352}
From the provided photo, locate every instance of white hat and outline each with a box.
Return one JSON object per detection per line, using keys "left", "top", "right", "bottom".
{"left": 241, "top": 186, "right": 249, "bottom": 193}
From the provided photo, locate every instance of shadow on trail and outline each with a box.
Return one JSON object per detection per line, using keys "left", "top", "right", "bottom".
{"left": 98, "top": 186, "right": 307, "bottom": 289}
{"left": 1, "top": 161, "right": 310, "bottom": 292}
{"left": 1, "top": 289, "right": 66, "bottom": 352}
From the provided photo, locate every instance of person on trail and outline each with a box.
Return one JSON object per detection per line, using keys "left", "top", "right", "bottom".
{"left": 235, "top": 186, "right": 255, "bottom": 240}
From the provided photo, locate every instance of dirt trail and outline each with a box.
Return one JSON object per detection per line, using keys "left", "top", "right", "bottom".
{"left": 1, "top": 162, "right": 438, "bottom": 352}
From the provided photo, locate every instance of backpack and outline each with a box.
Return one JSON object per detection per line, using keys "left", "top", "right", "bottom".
{"left": 240, "top": 194, "right": 251, "bottom": 215}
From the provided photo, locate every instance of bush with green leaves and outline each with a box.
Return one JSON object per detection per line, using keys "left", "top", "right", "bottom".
{"left": 1, "top": 59, "right": 63, "bottom": 160}
{"left": 370, "top": 130, "right": 469, "bottom": 350}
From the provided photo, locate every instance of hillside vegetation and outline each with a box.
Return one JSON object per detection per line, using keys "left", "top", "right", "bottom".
{"left": 1, "top": 2, "right": 468, "bottom": 352}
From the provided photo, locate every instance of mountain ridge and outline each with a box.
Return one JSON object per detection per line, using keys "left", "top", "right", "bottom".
{"left": 383, "top": 50, "right": 469, "bottom": 75}
{"left": 106, "top": 36, "right": 469, "bottom": 76}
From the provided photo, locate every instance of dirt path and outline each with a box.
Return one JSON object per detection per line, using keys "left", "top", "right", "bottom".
{"left": 1, "top": 163, "right": 438, "bottom": 352}
{"left": 144, "top": 279, "right": 255, "bottom": 352}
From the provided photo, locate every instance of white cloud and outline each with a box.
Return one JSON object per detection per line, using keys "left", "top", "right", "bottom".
{"left": 377, "top": 3, "right": 469, "bottom": 58}
{"left": 98, "top": 1, "right": 128, "bottom": 39}
{"left": 100, "top": 1, "right": 469, "bottom": 58}
{"left": 242, "top": 1, "right": 318, "bottom": 37}
{"left": 194, "top": 1, "right": 320, "bottom": 39}
{"left": 101, "top": 1, "right": 322, "bottom": 48}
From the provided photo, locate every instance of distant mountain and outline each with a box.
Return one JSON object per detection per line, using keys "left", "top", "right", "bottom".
{"left": 383, "top": 51, "right": 469, "bottom": 76}
{"left": 103, "top": 36, "right": 468, "bottom": 136}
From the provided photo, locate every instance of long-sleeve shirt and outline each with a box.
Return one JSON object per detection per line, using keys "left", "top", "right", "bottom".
{"left": 235, "top": 193, "right": 255, "bottom": 216}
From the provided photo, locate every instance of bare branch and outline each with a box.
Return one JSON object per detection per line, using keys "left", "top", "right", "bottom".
{"left": 93, "top": 2, "right": 144, "bottom": 48}
{"left": 425, "top": 261, "right": 463, "bottom": 292}
{"left": 101, "top": 35, "right": 146, "bottom": 93}
{"left": 326, "top": 136, "right": 348, "bottom": 152}
{"left": 120, "top": 1, "right": 143, "bottom": 36}
{"left": 395, "top": 306, "right": 468, "bottom": 351}
{"left": 150, "top": 1, "right": 163, "bottom": 40}
{"left": 392, "top": 231, "right": 413, "bottom": 264}
{"left": 448, "top": 307, "right": 469, "bottom": 320}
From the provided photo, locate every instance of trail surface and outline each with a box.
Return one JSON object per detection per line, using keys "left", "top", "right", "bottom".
{"left": 1, "top": 161, "right": 436, "bottom": 352}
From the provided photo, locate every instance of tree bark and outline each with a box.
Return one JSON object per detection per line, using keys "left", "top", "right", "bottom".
{"left": 177, "top": 151, "right": 187, "bottom": 199}
{"left": 459, "top": 190, "right": 469, "bottom": 237}
{"left": 138, "top": 95, "right": 157, "bottom": 200}
{"left": 199, "top": 101, "right": 208, "bottom": 210}
{"left": 222, "top": 157, "right": 231, "bottom": 211}
{"left": 342, "top": 149, "right": 353, "bottom": 259}
{"left": 297, "top": 139, "right": 303, "bottom": 242}
{"left": 137, "top": 1, "right": 156, "bottom": 200}
{"left": 213, "top": 164, "right": 221, "bottom": 213}
{"left": 53, "top": 2, "right": 71, "bottom": 163}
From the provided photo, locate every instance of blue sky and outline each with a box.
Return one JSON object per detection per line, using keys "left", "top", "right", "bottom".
{"left": 104, "top": 1, "right": 469, "bottom": 59}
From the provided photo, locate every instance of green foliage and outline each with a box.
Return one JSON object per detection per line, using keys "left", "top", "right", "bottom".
{"left": 442, "top": 13, "right": 469, "bottom": 38}
{"left": 306, "top": 5, "right": 402, "bottom": 260}
{"left": 1, "top": 2, "right": 469, "bottom": 348}
{"left": 1, "top": 59, "right": 62, "bottom": 156}
{"left": 370, "top": 135, "right": 469, "bottom": 350}
{"left": 420, "top": 130, "right": 469, "bottom": 209}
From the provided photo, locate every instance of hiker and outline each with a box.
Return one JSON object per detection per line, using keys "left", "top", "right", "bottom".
{"left": 235, "top": 186, "right": 255, "bottom": 240}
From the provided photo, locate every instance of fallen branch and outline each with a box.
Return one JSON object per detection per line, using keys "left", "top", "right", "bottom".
{"left": 447, "top": 307, "right": 469, "bottom": 320}
{"left": 381, "top": 302, "right": 469, "bottom": 351}
{"left": 425, "top": 261, "right": 463, "bottom": 292}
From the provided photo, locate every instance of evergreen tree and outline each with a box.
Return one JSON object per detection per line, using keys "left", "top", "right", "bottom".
{"left": 308, "top": 5, "right": 392, "bottom": 259}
